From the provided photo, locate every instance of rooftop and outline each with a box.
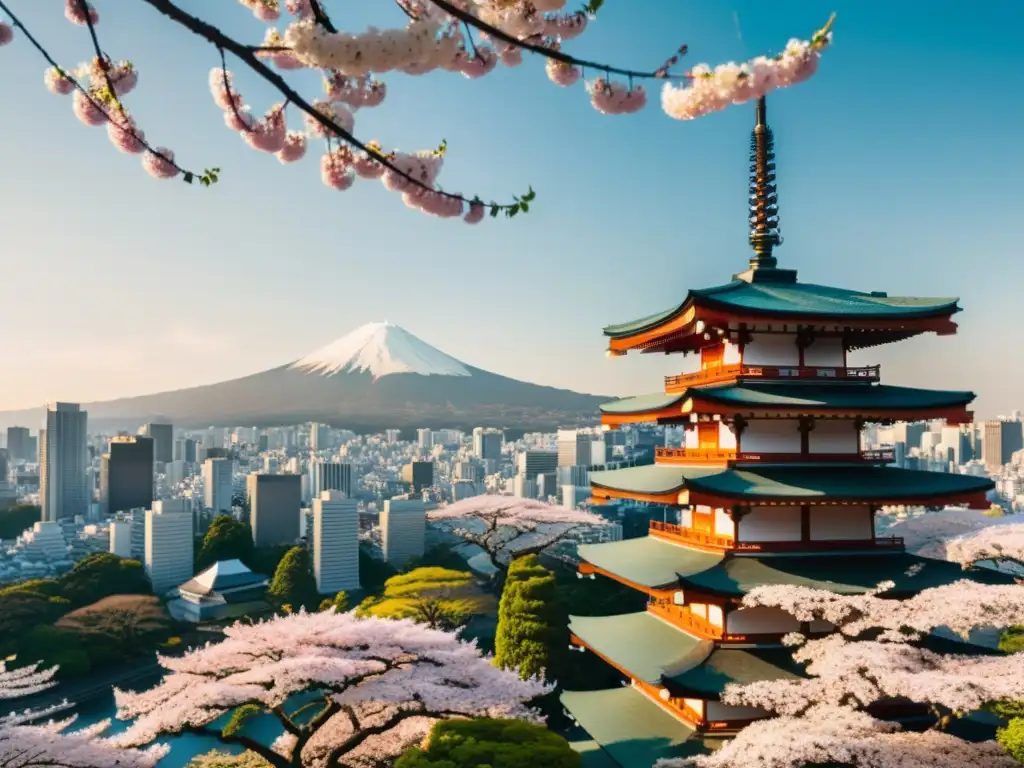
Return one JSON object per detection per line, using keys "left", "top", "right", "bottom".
{"left": 178, "top": 558, "right": 267, "bottom": 596}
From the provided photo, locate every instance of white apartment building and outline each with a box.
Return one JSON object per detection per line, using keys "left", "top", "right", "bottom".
{"left": 145, "top": 499, "right": 194, "bottom": 594}
{"left": 380, "top": 499, "right": 426, "bottom": 569}
{"left": 202, "top": 458, "right": 234, "bottom": 514}
{"left": 109, "top": 520, "right": 133, "bottom": 558}
{"left": 312, "top": 491, "right": 360, "bottom": 595}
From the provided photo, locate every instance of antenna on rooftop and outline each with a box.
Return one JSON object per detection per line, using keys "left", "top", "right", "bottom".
{"left": 747, "top": 96, "right": 782, "bottom": 270}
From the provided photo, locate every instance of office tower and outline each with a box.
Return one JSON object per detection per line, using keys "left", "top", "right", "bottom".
{"left": 310, "top": 423, "right": 329, "bottom": 451}
{"left": 262, "top": 456, "right": 278, "bottom": 474}
{"left": 247, "top": 473, "right": 301, "bottom": 547}
{"left": 145, "top": 499, "right": 193, "bottom": 594}
{"left": 385, "top": 429, "right": 401, "bottom": 444}
{"left": 258, "top": 434, "right": 269, "bottom": 452}
{"left": 199, "top": 446, "right": 230, "bottom": 462}
{"left": 142, "top": 423, "right": 174, "bottom": 464}
{"left": 557, "top": 429, "right": 591, "bottom": 468}
{"left": 513, "top": 474, "right": 537, "bottom": 499}
{"left": 984, "top": 420, "right": 1024, "bottom": 471}
{"left": 6, "top": 427, "right": 30, "bottom": 462}
{"left": 892, "top": 422, "right": 927, "bottom": 453}
{"left": 166, "top": 460, "right": 188, "bottom": 486}
{"left": 453, "top": 461, "right": 483, "bottom": 482}
{"left": 311, "top": 461, "right": 352, "bottom": 497}
{"left": 537, "top": 472, "right": 558, "bottom": 499}
{"left": 416, "top": 428, "right": 433, "bottom": 450}
{"left": 202, "top": 458, "right": 234, "bottom": 514}
{"left": 110, "top": 519, "right": 133, "bottom": 558}
{"left": 0, "top": 449, "right": 7, "bottom": 486}
{"left": 380, "top": 499, "right": 426, "bottom": 569}
{"left": 40, "top": 403, "right": 89, "bottom": 523}
{"left": 401, "top": 461, "right": 434, "bottom": 493}
{"left": 472, "top": 428, "right": 503, "bottom": 461}
{"left": 517, "top": 450, "right": 557, "bottom": 484}
{"left": 312, "top": 491, "right": 360, "bottom": 594}
{"left": 100, "top": 436, "right": 154, "bottom": 516}
{"left": 173, "top": 438, "right": 198, "bottom": 463}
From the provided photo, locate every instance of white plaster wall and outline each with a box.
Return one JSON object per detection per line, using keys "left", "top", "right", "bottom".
{"left": 680, "top": 507, "right": 693, "bottom": 527}
{"left": 802, "top": 337, "right": 845, "bottom": 366}
{"left": 706, "top": 702, "right": 768, "bottom": 721}
{"left": 742, "top": 333, "right": 799, "bottom": 366}
{"left": 741, "top": 419, "right": 801, "bottom": 453}
{"left": 707, "top": 604, "right": 724, "bottom": 627}
{"left": 684, "top": 428, "right": 698, "bottom": 449}
{"left": 723, "top": 342, "right": 742, "bottom": 364}
{"left": 808, "top": 420, "right": 860, "bottom": 454}
{"left": 809, "top": 506, "right": 872, "bottom": 540}
{"left": 719, "top": 423, "right": 737, "bottom": 449}
{"left": 738, "top": 506, "right": 802, "bottom": 541}
{"left": 726, "top": 605, "right": 801, "bottom": 635}
{"left": 714, "top": 508, "right": 735, "bottom": 538}
{"left": 683, "top": 698, "right": 705, "bottom": 717}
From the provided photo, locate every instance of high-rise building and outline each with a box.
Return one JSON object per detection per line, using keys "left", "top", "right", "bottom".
{"left": 40, "top": 403, "right": 89, "bottom": 523}
{"left": 247, "top": 473, "right": 301, "bottom": 547}
{"left": 0, "top": 449, "right": 8, "bottom": 486}
{"left": 311, "top": 461, "right": 352, "bottom": 497}
{"left": 416, "top": 428, "right": 433, "bottom": 450}
{"left": 984, "top": 420, "right": 1024, "bottom": 471}
{"left": 5, "top": 427, "right": 30, "bottom": 462}
{"left": 109, "top": 519, "right": 133, "bottom": 558}
{"left": 202, "top": 458, "right": 234, "bottom": 514}
{"left": 142, "top": 423, "right": 174, "bottom": 464}
{"left": 472, "top": 428, "right": 503, "bottom": 461}
{"left": 199, "top": 446, "right": 230, "bottom": 462}
{"left": 173, "top": 438, "right": 197, "bottom": 463}
{"left": 312, "top": 491, "right": 360, "bottom": 594}
{"left": 144, "top": 499, "right": 193, "bottom": 594}
{"left": 380, "top": 499, "right": 426, "bottom": 569}
{"left": 557, "top": 429, "right": 598, "bottom": 468}
{"left": 310, "top": 423, "right": 329, "bottom": 451}
{"left": 402, "top": 461, "right": 434, "bottom": 493}
{"left": 517, "top": 450, "right": 557, "bottom": 484}
{"left": 100, "top": 436, "right": 154, "bottom": 516}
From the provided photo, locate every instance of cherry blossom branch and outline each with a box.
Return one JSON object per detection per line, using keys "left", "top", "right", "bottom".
{"left": 138, "top": 0, "right": 530, "bottom": 217}
{"left": 189, "top": 725, "right": 290, "bottom": 768}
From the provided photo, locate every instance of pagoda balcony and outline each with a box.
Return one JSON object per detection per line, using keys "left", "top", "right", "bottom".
{"left": 655, "top": 447, "right": 896, "bottom": 465}
{"left": 649, "top": 520, "right": 904, "bottom": 554}
{"left": 664, "top": 363, "right": 881, "bottom": 393}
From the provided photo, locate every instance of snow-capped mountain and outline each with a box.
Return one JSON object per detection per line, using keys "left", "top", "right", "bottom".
{"left": 0, "top": 323, "right": 607, "bottom": 432}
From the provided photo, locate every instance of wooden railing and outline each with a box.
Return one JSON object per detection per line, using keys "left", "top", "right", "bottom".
{"left": 655, "top": 447, "right": 896, "bottom": 465}
{"left": 648, "top": 599, "right": 724, "bottom": 640}
{"left": 649, "top": 520, "right": 734, "bottom": 550}
{"left": 648, "top": 520, "right": 904, "bottom": 554}
{"left": 665, "top": 363, "right": 881, "bottom": 391}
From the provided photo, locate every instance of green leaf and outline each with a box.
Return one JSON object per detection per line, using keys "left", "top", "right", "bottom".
{"left": 223, "top": 704, "right": 263, "bottom": 737}
{"left": 522, "top": 186, "right": 536, "bottom": 202}
{"left": 519, "top": 202, "right": 529, "bottom": 213}
{"left": 507, "top": 204, "right": 520, "bottom": 218}
{"left": 182, "top": 172, "right": 194, "bottom": 184}
{"left": 490, "top": 205, "right": 500, "bottom": 218}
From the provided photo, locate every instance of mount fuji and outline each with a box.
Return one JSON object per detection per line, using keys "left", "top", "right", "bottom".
{"left": 0, "top": 323, "right": 607, "bottom": 432}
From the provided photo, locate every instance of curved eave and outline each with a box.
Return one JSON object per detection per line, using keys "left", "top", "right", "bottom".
{"left": 600, "top": 393, "right": 687, "bottom": 418}
{"left": 683, "top": 396, "right": 975, "bottom": 426}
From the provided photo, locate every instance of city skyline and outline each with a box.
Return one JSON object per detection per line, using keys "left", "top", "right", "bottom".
{"left": 2, "top": 1, "right": 1021, "bottom": 417}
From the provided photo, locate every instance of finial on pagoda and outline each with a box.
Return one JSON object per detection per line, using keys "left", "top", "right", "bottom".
{"left": 747, "top": 95, "right": 781, "bottom": 270}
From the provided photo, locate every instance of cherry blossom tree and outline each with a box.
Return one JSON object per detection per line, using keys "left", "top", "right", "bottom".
{"left": 0, "top": 0, "right": 833, "bottom": 222}
{"left": 109, "top": 609, "right": 550, "bottom": 768}
{"left": 656, "top": 579, "right": 1024, "bottom": 768}
{"left": 0, "top": 660, "right": 167, "bottom": 768}
{"left": 426, "top": 495, "right": 605, "bottom": 570}
{"left": 884, "top": 507, "right": 1022, "bottom": 562}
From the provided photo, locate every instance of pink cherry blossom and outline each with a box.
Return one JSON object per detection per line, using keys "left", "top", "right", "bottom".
{"left": 276, "top": 130, "right": 307, "bottom": 163}
{"left": 321, "top": 148, "right": 355, "bottom": 190}
{"left": 44, "top": 66, "right": 74, "bottom": 95}
{"left": 285, "top": 0, "right": 313, "bottom": 19}
{"left": 588, "top": 78, "right": 647, "bottom": 115}
{"left": 237, "top": 0, "right": 280, "bottom": 22}
{"left": 304, "top": 99, "right": 354, "bottom": 137}
{"left": 946, "top": 521, "right": 1024, "bottom": 569}
{"left": 141, "top": 147, "right": 180, "bottom": 179}
{"left": 72, "top": 90, "right": 107, "bottom": 126}
{"left": 0, "top": 22, "right": 13, "bottom": 46}
{"left": 107, "top": 114, "right": 146, "bottom": 154}
{"left": 464, "top": 202, "right": 485, "bottom": 224}
{"left": 64, "top": 0, "right": 98, "bottom": 26}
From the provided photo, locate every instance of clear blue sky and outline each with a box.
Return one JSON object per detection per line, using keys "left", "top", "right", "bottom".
{"left": 2, "top": 1, "right": 1021, "bottom": 417}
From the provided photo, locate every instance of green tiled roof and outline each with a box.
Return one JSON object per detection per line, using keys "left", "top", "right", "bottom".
{"left": 602, "top": 281, "right": 959, "bottom": 339}
{"left": 590, "top": 464, "right": 994, "bottom": 502}
{"left": 567, "top": 739, "right": 620, "bottom": 768}
{"left": 569, "top": 612, "right": 713, "bottom": 684}
{"left": 664, "top": 646, "right": 804, "bottom": 697}
{"left": 694, "top": 383, "right": 976, "bottom": 410}
{"left": 577, "top": 536, "right": 723, "bottom": 589}
{"left": 679, "top": 552, "right": 1015, "bottom": 597}
{"left": 600, "top": 392, "right": 686, "bottom": 415}
{"left": 561, "top": 688, "right": 706, "bottom": 766}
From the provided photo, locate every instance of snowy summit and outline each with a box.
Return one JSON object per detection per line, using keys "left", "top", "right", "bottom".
{"left": 289, "top": 321, "right": 472, "bottom": 379}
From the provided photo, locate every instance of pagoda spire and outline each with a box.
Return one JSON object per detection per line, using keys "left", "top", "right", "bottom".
{"left": 747, "top": 96, "right": 781, "bottom": 270}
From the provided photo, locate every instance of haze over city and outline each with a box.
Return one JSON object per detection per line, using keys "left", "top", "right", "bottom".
{"left": 2, "top": 0, "right": 1022, "bottom": 416}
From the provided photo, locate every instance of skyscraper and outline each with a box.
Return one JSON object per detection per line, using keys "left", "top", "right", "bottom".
{"left": 145, "top": 499, "right": 193, "bottom": 594}
{"left": 472, "top": 427, "right": 503, "bottom": 461}
{"left": 416, "top": 428, "right": 433, "bottom": 450}
{"left": 311, "top": 461, "right": 352, "bottom": 497}
{"left": 401, "top": 461, "right": 434, "bottom": 493}
{"left": 310, "top": 423, "right": 329, "bottom": 451}
{"left": 202, "top": 458, "right": 234, "bottom": 514}
{"left": 557, "top": 429, "right": 601, "bottom": 468}
{"left": 517, "top": 450, "right": 557, "bottom": 485}
{"left": 100, "top": 436, "right": 154, "bottom": 516}
{"left": 5, "top": 427, "right": 30, "bottom": 462}
{"left": 247, "top": 473, "right": 301, "bottom": 547}
{"left": 142, "top": 423, "right": 174, "bottom": 464}
{"left": 312, "top": 491, "right": 360, "bottom": 594}
{"left": 984, "top": 420, "right": 1024, "bottom": 471}
{"left": 173, "top": 438, "right": 197, "bottom": 463}
{"left": 40, "top": 403, "right": 89, "bottom": 522}
{"left": 380, "top": 499, "right": 426, "bottom": 569}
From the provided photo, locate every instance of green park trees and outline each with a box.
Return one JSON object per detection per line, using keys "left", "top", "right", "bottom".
{"left": 357, "top": 567, "right": 493, "bottom": 631}
{"left": 395, "top": 718, "right": 580, "bottom": 768}
{"left": 494, "top": 555, "right": 565, "bottom": 683}
{"left": 196, "top": 515, "right": 255, "bottom": 572}
{"left": 267, "top": 546, "right": 319, "bottom": 612}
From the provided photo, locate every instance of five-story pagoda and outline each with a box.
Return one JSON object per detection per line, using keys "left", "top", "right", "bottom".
{"left": 560, "top": 97, "right": 1009, "bottom": 768}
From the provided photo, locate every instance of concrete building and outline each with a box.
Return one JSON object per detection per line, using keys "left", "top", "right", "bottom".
{"left": 145, "top": 499, "right": 193, "bottom": 594}
{"left": 5, "top": 427, "right": 30, "bottom": 462}
{"left": 142, "top": 423, "right": 174, "bottom": 464}
{"left": 984, "top": 420, "right": 1024, "bottom": 471}
{"left": 380, "top": 499, "right": 426, "bottom": 569}
{"left": 517, "top": 450, "right": 557, "bottom": 486}
{"left": 312, "top": 491, "right": 360, "bottom": 594}
{"left": 175, "top": 559, "right": 269, "bottom": 623}
{"left": 472, "top": 428, "right": 503, "bottom": 461}
{"left": 247, "top": 473, "right": 301, "bottom": 548}
{"left": 40, "top": 403, "right": 89, "bottom": 522}
{"left": 109, "top": 519, "right": 133, "bottom": 558}
{"left": 100, "top": 436, "right": 154, "bottom": 516}
{"left": 401, "top": 461, "right": 434, "bottom": 493}
{"left": 311, "top": 461, "right": 352, "bottom": 498}
{"left": 202, "top": 458, "right": 234, "bottom": 514}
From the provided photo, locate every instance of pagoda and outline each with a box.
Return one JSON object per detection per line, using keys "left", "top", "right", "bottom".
{"left": 560, "top": 97, "right": 1012, "bottom": 768}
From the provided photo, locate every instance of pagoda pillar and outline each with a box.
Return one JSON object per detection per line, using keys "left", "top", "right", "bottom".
{"left": 800, "top": 505, "right": 811, "bottom": 542}
{"left": 796, "top": 327, "right": 815, "bottom": 367}
{"left": 798, "top": 416, "right": 815, "bottom": 456}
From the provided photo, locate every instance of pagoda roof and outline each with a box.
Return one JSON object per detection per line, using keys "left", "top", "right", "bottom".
{"left": 589, "top": 464, "right": 994, "bottom": 505}
{"left": 578, "top": 540, "right": 1014, "bottom": 596}
{"left": 177, "top": 559, "right": 267, "bottom": 597}
{"left": 599, "top": 383, "right": 975, "bottom": 417}
{"left": 569, "top": 612, "right": 802, "bottom": 697}
{"left": 560, "top": 688, "right": 706, "bottom": 766}
{"left": 578, "top": 536, "right": 723, "bottom": 589}
{"left": 604, "top": 280, "right": 960, "bottom": 340}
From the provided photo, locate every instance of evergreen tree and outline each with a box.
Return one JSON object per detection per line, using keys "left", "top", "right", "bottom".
{"left": 493, "top": 555, "right": 566, "bottom": 682}
{"left": 396, "top": 718, "right": 580, "bottom": 768}
{"left": 196, "top": 515, "right": 255, "bottom": 572}
{"left": 267, "top": 546, "right": 319, "bottom": 611}
{"left": 57, "top": 552, "right": 151, "bottom": 608}
{"left": 357, "top": 567, "right": 492, "bottom": 630}
{"left": 319, "top": 590, "right": 350, "bottom": 613}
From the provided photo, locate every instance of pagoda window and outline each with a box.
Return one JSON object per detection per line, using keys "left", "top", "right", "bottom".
{"left": 809, "top": 505, "right": 873, "bottom": 541}
{"left": 706, "top": 604, "right": 724, "bottom": 628}
{"left": 690, "top": 602, "right": 709, "bottom": 620}
{"left": 726, "top": 605, "right": 801, "bottom": 635}
{"left": 683, "top": 698, "right": 705, "bottom": 720}
{"left": 802, "top": 336, "right": 845, "bottom": 367}
{"left": 680, "top": 507, "right": 694, "bottom": 527}
{"left": 714, "top": 508, "right": 736, "bottom": 538}
{"left": 808, "top": 420, "right": 860, "bottom": 454}
{"left": 740, "top": 419, "right": 802, "bottom": 453}
{"left": 692, "top": 507, "right": 715, "bottom": 534}
{"left": 706, "top": 701, "right": 769, "bottom": 723}
{"left": 737, "top": 506, "right": 802, "bottom": 542}
{"left": 741, "top": 333, "right": 800, "bottom": 366}
{"left": 701, "top": 341, "right": 742, "bottom": 369}
{"left": 684, "top": 422, "right": 737, "bottom": 450}
{"left": 697, "top": 422, "right": 719, "bottom": 450}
